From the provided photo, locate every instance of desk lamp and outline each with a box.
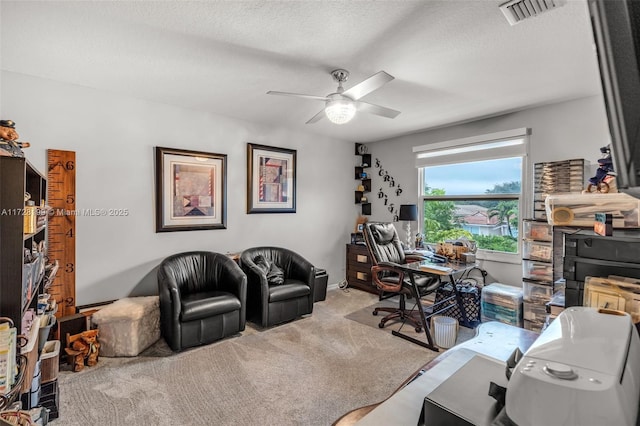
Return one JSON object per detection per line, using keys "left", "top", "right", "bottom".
{"left": 398, "top": 204, "right": 418, "bottom": 250}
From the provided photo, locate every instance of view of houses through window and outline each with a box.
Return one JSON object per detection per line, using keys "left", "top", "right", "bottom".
{"left": 419, "top": 156, "right": 523, "bottom": 254}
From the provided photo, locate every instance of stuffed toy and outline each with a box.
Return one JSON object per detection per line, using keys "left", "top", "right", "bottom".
{"left": 0, "top": 120, "right": 18, "bottom": 141}
{"left": 584, "top": 145, "right": 617, "bottom": 193}
{"left": 0, "top": 120, "right": 29, "bottom": 157}
{"left": 65, "top": 329, "right": 101, "bottom": 372}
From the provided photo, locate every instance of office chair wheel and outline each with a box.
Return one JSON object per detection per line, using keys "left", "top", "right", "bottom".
{"left": 372, "top": 310, "right": 379, "bottom": 316}
{"left": 415, "top": 327, "right": 422, "bottom": 333}
{"left": 378, "top": 321, "right": 385, "bottom": 328}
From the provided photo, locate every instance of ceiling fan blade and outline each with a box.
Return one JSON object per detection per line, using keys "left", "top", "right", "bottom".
{"left": 356, "top": 101, "right": 401, "bottom": 119}
{"left": 267, "top": 91, "right": 328, "bottom": 102}
{"left": 306, "top": 109, "right": 326, "bottom": 124}
{"left": 342, "top": 71, "right": 395, "bottom": 100}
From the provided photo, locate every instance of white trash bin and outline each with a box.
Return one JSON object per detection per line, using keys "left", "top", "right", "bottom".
{"left": 432, "top": 316, "right": 458, "bottom": 349}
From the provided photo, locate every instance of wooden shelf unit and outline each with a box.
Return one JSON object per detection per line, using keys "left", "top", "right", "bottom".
{"left": 0, "top": 156, "right": 47, "bottom": 403}
{"left": 0, "top": 157, "right": 47, "bottom": 334}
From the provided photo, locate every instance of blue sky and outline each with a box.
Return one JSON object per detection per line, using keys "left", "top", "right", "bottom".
{"left": 424, "top": 157, "right": 521, "bottom": 195}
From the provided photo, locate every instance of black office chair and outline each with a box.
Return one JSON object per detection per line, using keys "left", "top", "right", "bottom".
{"left": 363, "top": 222, "right": 441, "bottom": 331}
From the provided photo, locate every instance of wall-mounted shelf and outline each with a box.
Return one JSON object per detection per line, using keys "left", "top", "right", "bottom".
{"left": 354, "top": 143, "right": 372, "bottom": 216}
{"left": 354, "top": 166, "right": 371, "bottom": 179}
{"left": 354, "top": 179, "right": 372, "bottom": 204}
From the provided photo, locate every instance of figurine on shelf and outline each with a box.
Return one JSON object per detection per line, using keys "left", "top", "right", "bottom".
{"left": 65, "top": 329, "right": 100, "bottom": 372}
{"left": 0, "top": 120, "right": 30, "bottom": 158}
{"left": 584, "top": 145, "right": 617, "bottom": 193}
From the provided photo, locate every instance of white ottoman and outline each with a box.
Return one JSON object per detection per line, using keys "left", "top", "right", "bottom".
{"left": 91, "top": 296, "right": 160, "bottom": 357}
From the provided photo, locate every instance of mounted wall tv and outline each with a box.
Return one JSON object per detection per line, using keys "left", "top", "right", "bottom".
{"left": 588, "top": 0, "right": 640, "bottom": 197}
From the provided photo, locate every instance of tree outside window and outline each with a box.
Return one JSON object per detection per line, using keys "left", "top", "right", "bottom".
{"left": 420, "top": 157, "right": 522, "bottom": 254}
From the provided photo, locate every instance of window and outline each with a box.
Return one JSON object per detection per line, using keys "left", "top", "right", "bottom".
{"left": 413, "top": 128, "right": 529, "bottom": 260}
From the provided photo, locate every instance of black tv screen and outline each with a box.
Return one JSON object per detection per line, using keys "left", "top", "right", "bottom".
{"left": 588, "top": 0, "right": 640, "bottom": 197}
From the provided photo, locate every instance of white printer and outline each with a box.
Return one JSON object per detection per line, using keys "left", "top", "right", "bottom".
{"left": 506, "top": 307, "right": 640, "bottom": 426}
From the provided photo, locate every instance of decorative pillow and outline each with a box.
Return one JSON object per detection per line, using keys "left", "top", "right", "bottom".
{"left": 253, "top": 255, "right": 271, "bottom": 275}
{"left": 253, "top": 255, "right": 285, "bottom": 286}
{"left": 266, "top": 262, "right": 285, "bottom": 286}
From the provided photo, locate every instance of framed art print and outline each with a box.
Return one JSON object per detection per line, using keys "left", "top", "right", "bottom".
{"left": 155, "top": 146, "right": 227, "bottom": 232}
{"left": 247, "top": 143, "right": 296, "bottom": 213}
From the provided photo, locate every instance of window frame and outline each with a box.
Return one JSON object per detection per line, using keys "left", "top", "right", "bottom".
{"left": 415, "top": 129, "right": 531, "bottom": 264}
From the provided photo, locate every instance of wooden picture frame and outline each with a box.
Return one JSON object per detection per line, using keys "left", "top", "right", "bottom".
{"left": 355, "top": 215, "right": 368, "bottom": 233}
{"left": 247, "top": 143, "right": 296, "bottom": 214}
{"left": 155, "top": 146, "right": 227, "bottom": 232}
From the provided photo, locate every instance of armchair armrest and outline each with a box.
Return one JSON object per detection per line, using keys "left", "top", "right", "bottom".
{"left": 157, "top": 267, "right": 182, "bottom": 320}
{"left": 287, "top": 251, "right": 315, "bottom": 288}
{"left": 371, "top": 263, "right": 404, "bottom": 293}
{"left": 217, "top": 256, "right": 248, "bottom": 297}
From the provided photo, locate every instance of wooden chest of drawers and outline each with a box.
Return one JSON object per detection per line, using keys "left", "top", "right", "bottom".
{"left": 345, "top": 243, "right": 377, "bottom": 294}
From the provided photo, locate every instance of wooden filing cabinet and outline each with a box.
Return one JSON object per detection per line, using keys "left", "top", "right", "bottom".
{"left": 346, "top": 243, "right": 376, "bottom": 294}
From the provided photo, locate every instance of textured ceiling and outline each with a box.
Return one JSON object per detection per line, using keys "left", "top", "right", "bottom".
{"left": 0, "top": 0, "right": 602, "bottom": 142}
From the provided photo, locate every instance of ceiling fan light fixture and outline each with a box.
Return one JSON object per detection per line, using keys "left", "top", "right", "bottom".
{"left": 325, "top": 99, "right": 356, "bottom": 124}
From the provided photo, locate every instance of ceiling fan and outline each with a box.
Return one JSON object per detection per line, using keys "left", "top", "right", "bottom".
{"left": 267, "top": 69, "right": 401, "bottom": 125}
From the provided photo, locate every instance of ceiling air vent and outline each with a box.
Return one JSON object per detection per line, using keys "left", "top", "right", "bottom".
{"left": 499, "top": 0, "right": 566, "bottom": 26}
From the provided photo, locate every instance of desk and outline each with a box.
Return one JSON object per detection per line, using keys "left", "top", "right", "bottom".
{"left": 333, "top": 321, "right": 538, "bottom": 426}
{"left": 392, "top": 260, "right": 478, "bottom": 351}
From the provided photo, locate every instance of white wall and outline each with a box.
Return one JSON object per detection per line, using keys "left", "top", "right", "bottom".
{"left": 2, "top": 69, "right": 612, "bottom": 302}
{"left": 364, "top": 96, "right": 610, "bottom": 286}
{"left": 2, "top": 71, "right": 355, "bottom": 305}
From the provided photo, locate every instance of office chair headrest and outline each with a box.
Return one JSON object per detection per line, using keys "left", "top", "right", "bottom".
{"left": 371, "top": 223, "right": 396, "bottom": 244}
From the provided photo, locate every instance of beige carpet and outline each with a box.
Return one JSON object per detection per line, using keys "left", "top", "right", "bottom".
{"left": 56, "top": 289, "right": 445, "bottom": 425}
{"left": 344, "top": 295, "right": 476, "bottom": 348}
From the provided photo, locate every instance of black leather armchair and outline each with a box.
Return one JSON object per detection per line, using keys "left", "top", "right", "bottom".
{"left": 363, "top": 222, "right": 440, "bottom": 330}
{"left": 239, "top": 247, "right": 315, "bottom": 327}
{"left": 157, "top": 251, "right": 247, "bottom": 351}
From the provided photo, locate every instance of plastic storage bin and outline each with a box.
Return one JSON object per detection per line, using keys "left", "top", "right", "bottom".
{"left": 524, "top": 319, "right": 545, "bottom": 333}
{"left": 523, "top": 301, "right": 548, "bottom": 322}
{"left": 545, "top": 192, "right": 640, "bottom": 228}
{"left": 522, "top": 280, "right": 553, "bottom": 304}
{"left": 522, "top": 259, "right": 553, "bottom": 282}
{"left": 522, "top": 240, "right": 552, "bottom": 262}
{"left": 481, "top": 283, "right": 523, "bottom": 327}
{"left": 523, "top": 220, "right": 553, "bottom": 241}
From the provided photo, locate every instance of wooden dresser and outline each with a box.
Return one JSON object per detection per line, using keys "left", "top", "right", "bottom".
{"left": 345, "top": 243, "right": 376, "bottom": 294}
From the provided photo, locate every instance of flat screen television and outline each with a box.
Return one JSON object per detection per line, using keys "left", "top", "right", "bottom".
{"left": 588, "top": 0, "right": 640, "bottom": 197}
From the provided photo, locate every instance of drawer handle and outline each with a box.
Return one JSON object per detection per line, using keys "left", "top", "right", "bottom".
{"left": 356, "top": 255, "right": 368, "bottom": 263}
{"left": 356, "top": 272, "right": 368, "bottom": 280}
